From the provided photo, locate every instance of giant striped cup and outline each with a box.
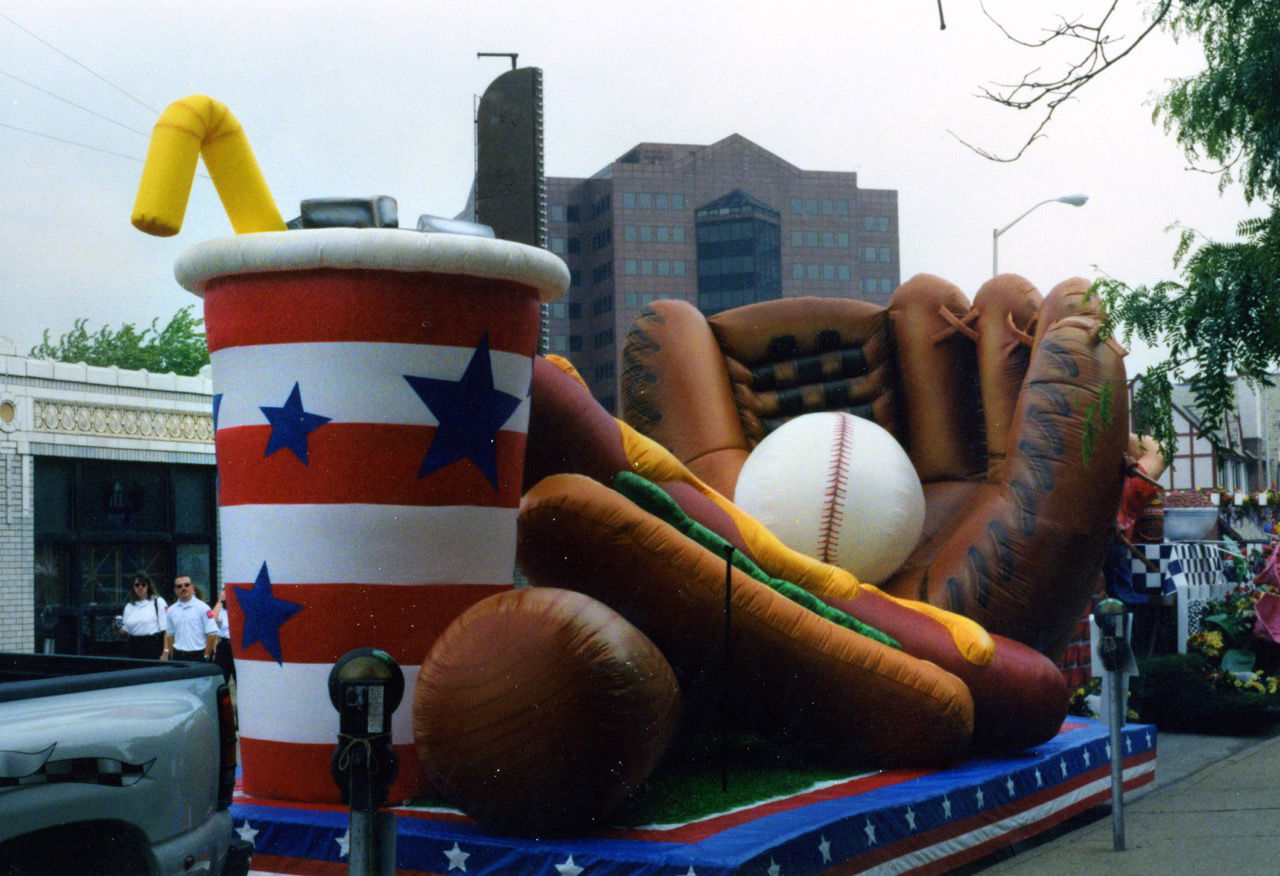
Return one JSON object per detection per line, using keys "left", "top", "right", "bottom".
{"left": 177, "top": 229, "right": 567, "bottom": 803}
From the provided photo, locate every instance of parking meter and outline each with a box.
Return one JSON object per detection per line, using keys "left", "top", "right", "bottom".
{"left": 328, "top": 648, "right": 403, "bottom": 812}
{"left": 1095, "top": 598, "right": 1127, "bottom": 672}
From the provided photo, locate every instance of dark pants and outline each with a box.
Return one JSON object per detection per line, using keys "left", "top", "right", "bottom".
{"left": 214, "top": 638, "right": 235, "bottom": 683}
{"left": 172, "top": 649, "right": 207, "bottom": 662}
{"left": 127, "top": 632, "right": 166, "bottom": 660}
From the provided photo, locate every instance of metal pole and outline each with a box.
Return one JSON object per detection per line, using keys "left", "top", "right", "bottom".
{"left": 349, "top": 806, "right": 374, "bottom": 876}
{"left": 1109, "top": 654, "right": 1126, "bottom": 850}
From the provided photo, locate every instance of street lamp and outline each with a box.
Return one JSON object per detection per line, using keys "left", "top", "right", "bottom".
{"left": 992, "top": 194, "right": 1088, "bottom": 276}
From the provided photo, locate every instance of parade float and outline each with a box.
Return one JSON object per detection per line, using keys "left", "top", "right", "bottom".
{"left": 131, "top": 95, "right": 1156, "bottom": 874}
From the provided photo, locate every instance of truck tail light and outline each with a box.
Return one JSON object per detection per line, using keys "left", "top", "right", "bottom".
{"left": 216, "top": 683, "right": 237, "bottom": 810}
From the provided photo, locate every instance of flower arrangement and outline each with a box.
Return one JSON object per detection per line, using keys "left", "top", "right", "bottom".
{"left": 1130, "top": 576, "right": 1280, "bottom": 731}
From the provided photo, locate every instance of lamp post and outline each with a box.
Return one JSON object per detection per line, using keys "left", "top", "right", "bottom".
{"left": 992, "top": 194, "right": 1088, "bottom": 276}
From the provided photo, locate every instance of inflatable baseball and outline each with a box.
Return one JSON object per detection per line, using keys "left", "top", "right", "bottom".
{"left": 734, "top": 411, "right": 925, "bottom": 584}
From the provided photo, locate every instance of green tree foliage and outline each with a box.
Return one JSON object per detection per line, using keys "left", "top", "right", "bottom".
{"left": 1094, "top": 1, "right": 1280, "bottom": 458}
{"left": 29, "top": 306, "right": 209, "bottom": 376}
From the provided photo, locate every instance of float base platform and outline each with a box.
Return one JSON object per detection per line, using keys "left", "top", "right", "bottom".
{"left": 234, "top": 719, "right": 1155, "bottom": 875}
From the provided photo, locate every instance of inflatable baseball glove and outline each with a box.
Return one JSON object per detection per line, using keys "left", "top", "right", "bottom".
{"left": 621, "top": 273, "right": 1130, "bottom": 656}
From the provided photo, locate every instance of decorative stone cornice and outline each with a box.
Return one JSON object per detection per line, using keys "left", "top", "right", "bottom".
{"left": 31, "top": 399, "right": 213, "bottom": 444}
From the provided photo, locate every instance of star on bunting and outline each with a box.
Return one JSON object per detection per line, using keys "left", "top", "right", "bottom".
{"left": 236, "top": 562, "right": 303, "bottom": 664}
{"left": 260, "top": 382, "right": 331, "bottom": 464}
{"left": 443, "top": 842, "right": 470, "bottom": 871}
{"left": 554, "top": 855, "right": 583, "bottom": 876}
{"left": 404, "top": 333, "right": 522, "bottom": 489}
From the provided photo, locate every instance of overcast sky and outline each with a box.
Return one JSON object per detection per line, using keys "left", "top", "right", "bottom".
{"left": 0, "top": 1, "right": 1259, "bottom": 374}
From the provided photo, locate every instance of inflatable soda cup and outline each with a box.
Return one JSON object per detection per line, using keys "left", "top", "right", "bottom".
{"left": 176, "top": 229, "right": 567, "bottom": 802}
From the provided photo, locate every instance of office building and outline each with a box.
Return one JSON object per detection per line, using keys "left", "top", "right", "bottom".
{"left": 545, "top": 134, "right": 899, "bottom": 411}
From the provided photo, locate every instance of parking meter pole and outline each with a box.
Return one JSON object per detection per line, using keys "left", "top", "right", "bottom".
{"left": 1096, "top": 598, "right": 1128, "bottom": 852}
{"left": 1109, "top": 663, "right": 1126, "bottom": 851}
{"left": 349, "top": 805, "right": 373, "bottom": 876}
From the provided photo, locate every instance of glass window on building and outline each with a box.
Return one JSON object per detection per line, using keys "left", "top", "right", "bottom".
{"left": 637, "top": 192, "right": 652, "bottom": 209}
{"left": 622, "top": 192, "right": 636, "bottom": 208}
{"left": 694, "top": 190, "right": 782, "bottom": 316}
{"left": 33, "top": 458, "right": 217, "bottom": 656}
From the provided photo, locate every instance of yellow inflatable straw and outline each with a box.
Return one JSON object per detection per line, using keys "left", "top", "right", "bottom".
{"left": 132, "top": 95, "right": 286, "bottom": 236}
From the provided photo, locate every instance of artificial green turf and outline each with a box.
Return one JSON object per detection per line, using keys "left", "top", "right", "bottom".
{"left": 615, "top": 732, "right": 869, "bottom": 826}
{"left": 403, "top": 733, "right": 871, "bottom": 827}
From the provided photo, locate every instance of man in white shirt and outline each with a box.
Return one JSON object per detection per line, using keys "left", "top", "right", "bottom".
{"left": 161, "top": 576, "right": 218, "bottom": 662}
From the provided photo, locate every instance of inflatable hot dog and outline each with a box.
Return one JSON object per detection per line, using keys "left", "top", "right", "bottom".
{"left": 519, "top": 354, "right": 1068, "bottom": 754}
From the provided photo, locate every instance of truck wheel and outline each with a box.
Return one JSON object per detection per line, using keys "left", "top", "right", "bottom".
{"left": 0, "top": 822, "right": 152, "bottom": 875}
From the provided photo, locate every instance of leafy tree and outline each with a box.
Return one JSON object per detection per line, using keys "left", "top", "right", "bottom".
{"left": 30, "top": 306, "right": 209, "bottom": 376}
{"left": 970, "top": 1, "right": 1280, "bottom": 460}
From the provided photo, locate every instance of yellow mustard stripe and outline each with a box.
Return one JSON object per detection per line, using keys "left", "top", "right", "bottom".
{"left": 132, "top": 95, "right": 285, "bottom": 237}
{"left": 861, "top": 584, "right": 995, "bottom": 666}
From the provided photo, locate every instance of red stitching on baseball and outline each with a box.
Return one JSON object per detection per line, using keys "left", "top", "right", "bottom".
{"left": 818, "top": 414, "right": 853, "bottom": 564}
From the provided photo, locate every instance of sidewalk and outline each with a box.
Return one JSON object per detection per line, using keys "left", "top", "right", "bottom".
{"left": 975, "top": 726, "right": 1280, "bottom": 874}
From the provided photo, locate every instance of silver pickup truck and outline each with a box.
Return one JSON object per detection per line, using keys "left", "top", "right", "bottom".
{"left": 0, "top": 653, "right": 252, "bottom": 875}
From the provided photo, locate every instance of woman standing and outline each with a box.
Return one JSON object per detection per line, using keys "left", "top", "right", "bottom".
{"left": 211, "top": 586, "right": 235, "bottom": 684}
{"left": 119, "top": 573, "right": 167, "bottom": 659}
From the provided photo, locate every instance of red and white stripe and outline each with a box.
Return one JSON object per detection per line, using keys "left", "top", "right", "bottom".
{"left": 182, "top": 230, "right": 567, "bottom": 804}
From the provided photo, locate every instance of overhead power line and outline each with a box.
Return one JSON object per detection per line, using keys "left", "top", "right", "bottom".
{"left": 0, "top": 119, "right": 146, "bottom": 164}
{"left": 0, "top": 66, "right": 151, "bottom": 137}
{"left": 0, "top": 121, "right": 211, "bottom": 179}
{"left": 0, "top": 8, "right": 158, "bottom": 115}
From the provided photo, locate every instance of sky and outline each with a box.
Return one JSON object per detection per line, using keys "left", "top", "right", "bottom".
{"left": 0, "top": 0, "right": 1261, "bottom": 375}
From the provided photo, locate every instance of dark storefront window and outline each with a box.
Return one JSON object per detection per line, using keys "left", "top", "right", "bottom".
{"left": 695, "top": 190, "right": 782, "bottom": 316}
{"left": 33, "top": 458, "right": 217, "bottom": 655}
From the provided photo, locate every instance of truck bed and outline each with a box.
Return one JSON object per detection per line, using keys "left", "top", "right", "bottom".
{"left": 0, "top": 652, "right": 221, "bottom": 702}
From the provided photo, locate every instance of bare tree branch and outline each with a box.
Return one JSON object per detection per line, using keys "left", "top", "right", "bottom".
{"left": 958, "top": 0, "right": 1173, "bottom": 161}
